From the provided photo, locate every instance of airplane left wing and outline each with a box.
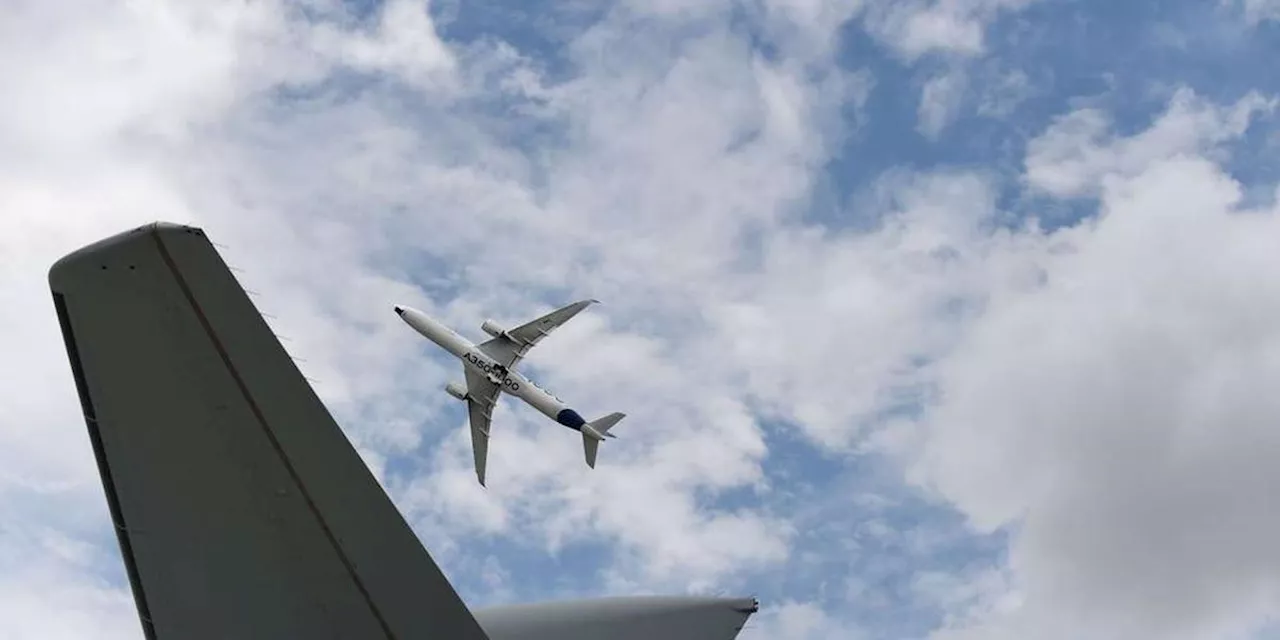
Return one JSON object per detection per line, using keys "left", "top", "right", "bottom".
{"left": 477, "top": 299, "right": 598, "bottom": 369}
{"left": 463, "top": 369, "right": 502, "bottom": 487}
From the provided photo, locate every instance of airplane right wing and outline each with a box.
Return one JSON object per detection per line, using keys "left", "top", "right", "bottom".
{"left": 463, "top": 369, "right": 502, "bottom": 487}
{"left": 477, "top": 299, "right": 598, "bottom": 369}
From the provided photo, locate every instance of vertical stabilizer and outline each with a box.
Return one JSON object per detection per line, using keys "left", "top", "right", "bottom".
{"left": 581, "top": 412, "right": 624, "bottom": 468}
{"left": 49, "top": 222, "right": 490, "bottom": 640}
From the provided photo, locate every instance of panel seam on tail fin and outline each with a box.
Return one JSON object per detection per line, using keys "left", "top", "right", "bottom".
{"left": 52, "top": 292, "right": 159, "bottom": 640}
{"left": 152, "top": 231, "right": 399, "bottom": 640}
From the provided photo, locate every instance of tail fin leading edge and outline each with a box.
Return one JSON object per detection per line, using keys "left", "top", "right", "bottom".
{"left": 581, "top": 412, "right": 624, "bottom": 468}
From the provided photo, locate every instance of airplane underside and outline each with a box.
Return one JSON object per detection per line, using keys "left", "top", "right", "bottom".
{"left": 395, "top": 296, "right": 625, "bottom": 484}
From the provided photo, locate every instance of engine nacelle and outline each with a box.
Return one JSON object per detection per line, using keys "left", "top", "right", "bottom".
{"left": 480, "top": 319, "right": 506, "bottom": 338}
{"left": 444, "top": 381, "right": 468, "bottom": 401}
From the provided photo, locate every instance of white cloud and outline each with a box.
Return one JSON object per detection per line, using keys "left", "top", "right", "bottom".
{"left": 740, "top": 600, "right": 863, "bottom": 640}
{"left": 909, "top": 96, "right": 1280, "bottom": 639}
{"left": 0, "top": 553, "right": 139, "bottom": 640}
{"left": 303, "top": 0, "right": 458, "bottom": 94}
{"left": 918, "top": 67, "right": 970, "bottom": 138}
{"left": 705, "top": 168, "right": 998, "bottom": 450}
{"left": 0, "top": 0, "right": 872, "bottom": 632}
{"left": 976, "top": 68, "right": 1032, "bottom": 119}
{"left": 756, "top": 0, "right": 867, "bottom": 62}
{"left": 1223, "top": 0, "right": 1280, "bottom": 24}
{"left": 863, "top": 0, "right": 1043, "bottom": 60}
{"left": 1024, "top": 88, "right": 1277, "bottom": 198}
{"left": 6, "top": 1, "right": 1280, "bottom": 639}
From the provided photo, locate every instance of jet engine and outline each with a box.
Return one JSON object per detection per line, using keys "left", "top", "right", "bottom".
{"left": 480, "top": 319, "right": 506, "bottom": 338}
{"left": 444, "top": 381, "right": 468, "bottom": 401}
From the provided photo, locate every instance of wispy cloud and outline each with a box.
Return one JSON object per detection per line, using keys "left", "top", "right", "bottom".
{"left": 1224, "top": 0, "right": 1280, "bottom": 25}
{"left": 918, "top": 67, "right": 970, "bottom": 138}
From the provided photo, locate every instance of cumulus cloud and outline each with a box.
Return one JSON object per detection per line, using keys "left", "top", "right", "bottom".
{"left": 863, "top": 0, "right": 1043, "bottom": 60}
{"left": 310, "top": 0, "right": 458, "bottom": 89}
{"left": 745, "top": 600, "right": 864, "bottom": 640}
{"left": 706, "top": 169, "right": 998, "bottom": 450}
{"left": 1024, "top": 88, "right": 1277, "bottom": 198}
{"left": 4, "top": 1, "right": 1280, "bottom": 640}
{"left": 0, "top": 547, "right": 138, "bottom": 640}
{"left": 908, "top": 95, "right": 1280, "bottom": 640}
{"left": 0, "top": 0, "right": 866, "bottom": 633}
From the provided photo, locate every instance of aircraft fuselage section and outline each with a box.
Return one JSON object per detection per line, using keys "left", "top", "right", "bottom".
{"left": 394, "top": 306, "right": 574, "bottom": 426}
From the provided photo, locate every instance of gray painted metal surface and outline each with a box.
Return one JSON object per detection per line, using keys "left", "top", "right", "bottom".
{"left": 474, "top": 596, "right": 759, "bottom": 640}
{"left": 48, "top": 221, "right": 760, "bottom": 640}
{"left": 50, "top": 223, "right": 489, "bottom": 640}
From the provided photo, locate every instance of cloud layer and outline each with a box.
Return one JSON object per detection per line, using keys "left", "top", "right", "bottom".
{"left": 3, "top": 1, "right": 1279, "bottom": 639}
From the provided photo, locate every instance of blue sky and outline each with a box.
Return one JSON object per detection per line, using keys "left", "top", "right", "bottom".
{"left": 3, "top": 1, "right": 1280, "bottom": 639}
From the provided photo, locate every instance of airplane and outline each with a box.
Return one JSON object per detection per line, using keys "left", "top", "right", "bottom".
{"left": 48, "top": 221, "right": 759, "bottom": 640}
{"left": 394, "top": 301, "right": 624, "bottom": 486}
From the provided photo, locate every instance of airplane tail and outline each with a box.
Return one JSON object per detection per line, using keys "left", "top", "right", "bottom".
{"left": 581, "top": 412, "right": 624, "bottom": 469}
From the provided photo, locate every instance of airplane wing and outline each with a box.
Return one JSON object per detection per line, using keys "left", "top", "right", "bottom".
{"left": 476, "top": 299, "right": 598, "bottom": 369}
{"left": 48, "top": 223, "right": 490, "bottom": 640}
{"left": 463, "top": 369, "right": 502, "bottom": 487}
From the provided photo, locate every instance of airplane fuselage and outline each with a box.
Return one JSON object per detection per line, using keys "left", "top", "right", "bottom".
{"left": 395, "top": 306, "right": 588, "bottom": 430}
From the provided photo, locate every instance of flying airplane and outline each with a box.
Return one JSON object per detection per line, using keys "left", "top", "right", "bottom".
{"left": 394, "top": 301, "right": 623, "bottom": 486}
{"left": 48, "top": 222, "right": 759, "bottom": 640}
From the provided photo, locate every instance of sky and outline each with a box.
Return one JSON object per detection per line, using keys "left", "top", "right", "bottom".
{"left": 2, "top": 0, "right": 1280, "bottom": 638}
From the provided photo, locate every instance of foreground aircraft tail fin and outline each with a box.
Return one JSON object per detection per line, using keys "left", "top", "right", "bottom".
{"left": 582, "top": 412, "right": 625, "bottom": 468}
{"left": 49, "top": 222, "right": 490, "bottom": 640}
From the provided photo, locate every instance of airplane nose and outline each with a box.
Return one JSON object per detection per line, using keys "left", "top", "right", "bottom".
{"left": 393, "top": 305, "right": 404, "bottom": 316}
